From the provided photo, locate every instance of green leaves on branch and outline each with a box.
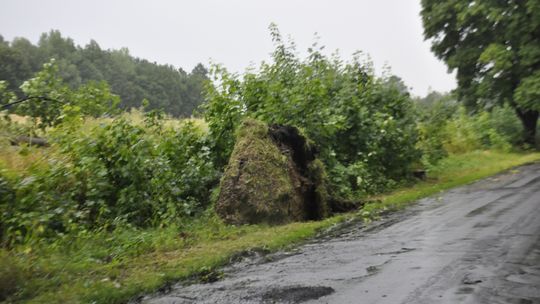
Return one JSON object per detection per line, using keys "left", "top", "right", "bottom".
{"left": 13, "top": 59, "right": 119, "bottom": 129}
{"left": 421, "top": 0, "right": 540, "bottom": 145}
{"left": 0, "top": 81, "right": 16, "bottom": 106}
{"left": 514, "top": 71, "right": 540, "bottom": 112}
{"left": 0, "top": 114, "right": 218, "bottom": 245}
{"left": 415, "top": 93, "right": 523, "bottom": 166}
{"left": 204, "top": 26, "right": 420, "bottom": 198}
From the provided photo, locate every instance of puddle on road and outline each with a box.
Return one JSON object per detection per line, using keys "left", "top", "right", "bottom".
{"left": 259, "top": 285, "right": 334, "bottom": 303}
{"left": 375, "top": 247, "right": 416, "bottom": 256}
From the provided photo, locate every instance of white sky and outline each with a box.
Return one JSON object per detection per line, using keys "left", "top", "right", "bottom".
{"left": 0, "top": 0, "right": 456, "bottom": 97}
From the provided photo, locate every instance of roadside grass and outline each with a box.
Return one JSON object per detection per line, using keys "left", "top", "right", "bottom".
{"left": 361, "top": 150, "right": 540, "bottom": 217}
{"left": 2, "top": 150, "right": 539, "bottom": 303}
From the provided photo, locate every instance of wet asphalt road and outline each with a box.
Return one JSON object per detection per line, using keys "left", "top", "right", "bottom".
{"left": 139, "top": 163, "right": 540, "bottom": 304}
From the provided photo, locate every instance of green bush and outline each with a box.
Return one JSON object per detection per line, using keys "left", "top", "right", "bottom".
{"left": 0, "top": 250, "right": 24, "bottom": 301}
{"left": 0, "top": 172, "right": 15, "bottom": 246}
{"left": 489, "top": 105, "right": 523, "bottom": 146}
{"left": 6, "top": 60, "right": 119, "bottom": 130}
{"left": 442, "top": 107, "right": 484, "bottom": 153}
{"left": 415, "top": 96, "right": 457, "bottom": 165}
{"left": 0, "top": 113, "right": 218, "bottom": 245}
{"left": 442, "top": 106, "right": 522, "bottom": 153}
{"left": 204, "top": 25, "right": 420, "bottom": 198}
{"left": 416, "top": 98, "right": 523, "bottom": 166}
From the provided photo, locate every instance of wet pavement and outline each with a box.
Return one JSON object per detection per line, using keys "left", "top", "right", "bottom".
{"left": 137, "top": 163, "right": 540, "bottom": 304}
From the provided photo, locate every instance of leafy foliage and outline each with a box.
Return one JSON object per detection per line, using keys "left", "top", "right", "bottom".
{"left": 0, "top": 81, "right": 15, "bottom": 105}
{"left": 415, "top": 91, "right": 523, "bottom": 166}
{"left": 421, "top": 0, "right": 540, "bottom": 145}
{"left": 0, "top": 113, "right": 218, "bottom": 245}
{"left": 415, "top": 92, "right": 458, "bottom": 165}
{"left": 2, "top": 60, "right": 120, "bottom": 130}
{"left": 205, "top": 25, "right": 420, "bottom": 198}
{"left": 0, "top": 30, "right": 207, "bottom": 117}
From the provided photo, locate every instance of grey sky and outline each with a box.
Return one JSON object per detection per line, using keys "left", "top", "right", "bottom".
{"left": 0, "top": 0, "right": 456, "bottom": 96}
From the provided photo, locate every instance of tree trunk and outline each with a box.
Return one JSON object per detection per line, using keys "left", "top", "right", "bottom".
{"left": 9, "top": 135, "right": 49, "bottom": 147}
{"left": 516, "top": 109, "right": 538, "bottom": 147}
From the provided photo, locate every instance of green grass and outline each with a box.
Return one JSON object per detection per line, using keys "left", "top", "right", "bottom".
{"left": 2, "top": 150, "right": 539, "bottom": 303}
{"left": 361, "top": 150, "right": 540, "bottom": 217}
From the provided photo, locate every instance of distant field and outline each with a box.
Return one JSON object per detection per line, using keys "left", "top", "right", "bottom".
{"left": 0, "top": 110, "right": 205, "bottom": 174}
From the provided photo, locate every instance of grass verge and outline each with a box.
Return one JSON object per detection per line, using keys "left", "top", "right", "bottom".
{"left": 2, "top": 150, "right": 539, "bottom": 303}
{"left": 362, "top": 150, "right": 540, "bottom": 217}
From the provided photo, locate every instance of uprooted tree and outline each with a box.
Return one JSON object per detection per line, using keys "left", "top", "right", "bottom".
{"left": 215, "top": 119, "right": 329, "bottom": 225}
{"left": 421, "top": 0, "right": 540, "bottom": 146}
{"left": 205, "top": 24, "right": 420, "bottom": 204}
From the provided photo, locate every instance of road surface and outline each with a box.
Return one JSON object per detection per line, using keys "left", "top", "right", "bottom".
{"left": 138, "top": 162, "right": 540, "bottom": 304}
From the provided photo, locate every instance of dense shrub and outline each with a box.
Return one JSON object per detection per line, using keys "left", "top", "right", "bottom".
{"left": 2, "top": 60, "right": 119, "bottom": 130}
{"left": 205, "top": 25, "right": 420, "bottom": 199}
{"left": 0, "top": 113, "right": 218, "bottom": 245}
{"left": 488, "top": 105, "right": 524, "bottom": 146}
{"left": 443, "top": 105, "right": 522, "bottom": 153}
{"left": 0, "top": 250, "right": 24, "bottom": 301}
{"left": 416, "top": 96, "right": 523, "bottom": 166}
{"left": 415, "top": 98, "right": 458, "bottom": 165}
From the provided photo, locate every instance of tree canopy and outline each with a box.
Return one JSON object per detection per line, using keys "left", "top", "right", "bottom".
{"left": 204, "top": 25, "right": 420, "bottom": 199}
{"left": 421, "top": 0, "right": 540, "bottom": 145}
{"left": 0, "top": 30, "right": 207, "bottom": 117}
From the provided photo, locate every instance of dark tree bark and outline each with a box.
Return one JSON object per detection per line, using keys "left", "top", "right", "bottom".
{"left": 9, "top": 136, "right": 49, "bottom": 147}
{"left": 516, "top": 109, "right": 538, "bottom": 147}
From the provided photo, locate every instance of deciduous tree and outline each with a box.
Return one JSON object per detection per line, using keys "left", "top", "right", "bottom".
{"left": 421, "top": 0, "right": 540, "bottom": 145}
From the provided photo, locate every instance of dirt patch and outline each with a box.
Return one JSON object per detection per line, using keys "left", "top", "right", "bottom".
{"left": 268, "top": 123, "right": 329, "bottom": 221}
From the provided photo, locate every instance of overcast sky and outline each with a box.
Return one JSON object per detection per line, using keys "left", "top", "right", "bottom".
{"left": 0, "top": 0, "right": 456, "bottom": 96}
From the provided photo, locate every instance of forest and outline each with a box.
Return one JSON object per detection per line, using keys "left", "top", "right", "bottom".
{"left": 0, "top": 0, "right": 539, "bottom": 302}
{"left": 0, "top": 30, "right": 207, "bottom": 117}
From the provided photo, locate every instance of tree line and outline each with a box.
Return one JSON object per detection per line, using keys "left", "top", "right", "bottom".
{"left": 0, "top": 30, "right": 207, "bottom": 117}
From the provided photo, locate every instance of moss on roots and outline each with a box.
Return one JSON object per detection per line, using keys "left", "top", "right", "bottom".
{"left": 215, "top": 119, "right": 328, "bottom": 225}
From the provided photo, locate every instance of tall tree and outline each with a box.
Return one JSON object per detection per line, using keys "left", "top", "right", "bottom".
{"left": 421, "top": 0, "right": 540, "bottom": 145}
{"left": 0, "top": 30, "right": 209, "bottom": 117}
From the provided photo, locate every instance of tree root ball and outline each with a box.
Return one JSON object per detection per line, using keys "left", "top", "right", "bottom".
{"left": 215, "top": 119, "right": 329, "bottom": 225}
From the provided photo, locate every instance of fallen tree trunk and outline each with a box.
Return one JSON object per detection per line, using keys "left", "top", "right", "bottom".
{"left": 9, "top": 136, "right": 49, "bottom": 147}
